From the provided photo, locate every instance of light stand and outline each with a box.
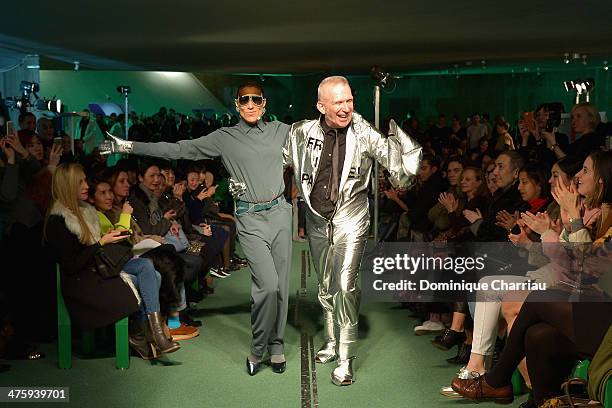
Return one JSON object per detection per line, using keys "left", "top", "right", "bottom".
{"left": 117, "top": 85, "right": 131, "bottom": 140}
{"left": 370, "top": 67, "right": 394, "bottom": 244}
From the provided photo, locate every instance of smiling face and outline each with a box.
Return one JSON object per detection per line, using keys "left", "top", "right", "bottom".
{"left": 187, "top": 172, "right": 200, "bottom": 191}
{"left": 317, "top": 80, "right": 354, "bottom": 129}
{"left": 236, "top": 85, "right": 266, "bottom": 126}
{"left": 91, "top": 181, "right": 114, "bottom": 211}
{"left": 575, "top": 156, "right": 595, "bottom": 198}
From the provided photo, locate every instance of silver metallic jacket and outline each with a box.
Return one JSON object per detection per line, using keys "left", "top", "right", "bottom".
{"left": 283, "top": 111, "right": 422, "bottom": 229}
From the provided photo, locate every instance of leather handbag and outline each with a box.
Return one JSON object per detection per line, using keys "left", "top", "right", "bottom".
{"left": 94, "top": 241, "right": 133, "bottom": 279}
{"left": 540, "top": 378, "right": 602, "bottom": 408}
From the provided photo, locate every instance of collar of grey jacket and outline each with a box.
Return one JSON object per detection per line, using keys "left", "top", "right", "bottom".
{"left": 237, "top": 118, "right": 266, "bottom": 133}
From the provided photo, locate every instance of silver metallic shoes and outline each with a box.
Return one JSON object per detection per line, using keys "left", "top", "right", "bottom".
{"left": 331, "top": 357, "right": 356, "bottom": 386}
{"left": 315, "top": 340, "right": 337, "bottom": 364}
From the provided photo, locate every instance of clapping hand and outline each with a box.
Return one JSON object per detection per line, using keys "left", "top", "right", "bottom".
{"left": 508, "top": 219, "right": 532, "bottom": 247}
{"left": 520, "top": 211, "right": 552, "bottom": 235}
{"left": 438, "top": 192, "right": 458, "bottom": 213}
{"left": 463, "top": 208, "right": 483, "bottom": 224}
{"left": 495, "top": 210, "right": 519, "bottom": 231}
{"left": 552, "top": 178, "right": 581, "bottom": 219}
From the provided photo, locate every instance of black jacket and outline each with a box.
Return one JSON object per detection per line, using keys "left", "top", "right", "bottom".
{"left": 46, "top": 214, "right": 138, "bottom": 330}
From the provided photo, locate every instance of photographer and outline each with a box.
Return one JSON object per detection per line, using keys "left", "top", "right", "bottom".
{"left": 518, "top": 103, "right": 569, "bottom": 168}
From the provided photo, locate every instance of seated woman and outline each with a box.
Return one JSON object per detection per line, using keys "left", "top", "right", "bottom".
{"left": 184, "top": 166, "right": 245, "bottom": 272}
{"left": 158, "top": 166, "right": 229, "bottom": 281}
{"left": 128, "top": 161, "right": 203, "bottom": 339}
{"left": 434, "top": 167, "right": 490, "bottom": 365}
{"left": 107, "top": 165, "right": 199, "bottom": 340}
{"left": 451, "top": 150, "right": 612, "bottom": 406}
{"left": 43, "top": 163, "right": 138, "bottom": 340}
{"left": 87, "top": 177, "right": 180, "bottom": 359}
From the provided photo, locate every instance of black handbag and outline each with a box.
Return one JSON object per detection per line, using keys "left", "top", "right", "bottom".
{"left": 94, "top": 241, "right": 133, "bottom": 279}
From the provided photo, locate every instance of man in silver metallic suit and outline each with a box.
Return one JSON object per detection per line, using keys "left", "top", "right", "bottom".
{"left": 283, "top": 76, "right": 422, "bottom": 385}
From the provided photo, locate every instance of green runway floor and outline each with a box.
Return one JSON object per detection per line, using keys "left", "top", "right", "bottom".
{"left": 1, "top": 241, "right": 527, "bottom": 407}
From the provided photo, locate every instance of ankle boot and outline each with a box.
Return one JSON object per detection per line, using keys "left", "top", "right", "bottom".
{"left": 331, "top": 342, "right": 356, "bottom": 386}
{"left": 315, "top": 339, "right": 337, "bottom": 363}
{"left": 129, "top": 321, "right": 158, "bottom": 360}
{"left": 147, "top": 312, "right": 180, "bottom": 354}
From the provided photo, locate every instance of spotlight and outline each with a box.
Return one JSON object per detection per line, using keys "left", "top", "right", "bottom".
{"left": 563, "top": 80, "right": 575, "bottom": 92}
{"left": 370, "top": 66, "right": 394, "bottom": 89}
{"left": 582, "top": 54, "right": 588, "bottom": 65}
{"left": 563, "top": 53, "right": 570, "bottom": 64}
{"left": 604, "top": 61, "right": 609, "bottom": 71}
{"left": 116, "top": 85, "right": 131, "bottom": 95}
{"left": 73, "top": 61, "right": 80, "bottom": 71}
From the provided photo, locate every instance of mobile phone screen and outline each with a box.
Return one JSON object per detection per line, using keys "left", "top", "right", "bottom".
{"left": 6, "top": 121, "right": 14, "bottom": 137}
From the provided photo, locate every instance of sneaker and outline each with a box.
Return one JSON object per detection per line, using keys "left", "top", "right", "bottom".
{"left": 210, "top": 267, "right": 230, "bottom": 279}
{"left": 414, "top": 320, "right": 445, "bottom": 335}
{"left": 169, "top": 323, "right": 199, "bottom": 341}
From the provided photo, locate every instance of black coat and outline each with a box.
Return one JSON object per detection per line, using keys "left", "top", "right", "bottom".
{"left": 46, "top": 215, "right": 139, "bottom": 330}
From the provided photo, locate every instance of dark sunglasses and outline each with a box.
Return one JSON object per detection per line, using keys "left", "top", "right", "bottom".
{"left": 237, "top": 94, "right": 264, "bottom": 106}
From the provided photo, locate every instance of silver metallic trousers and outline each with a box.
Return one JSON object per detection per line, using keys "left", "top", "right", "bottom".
{"left": 305, "top": 199, "right": 369, "bottom": 354}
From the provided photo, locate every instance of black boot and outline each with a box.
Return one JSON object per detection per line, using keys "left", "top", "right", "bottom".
{"left": 446, "top": 342, "right": 471, "bottom": 365}
{"left": 147, "top": 312, "right": 180, "bottom": 354}
{"left": 129, "top": 321, "right": 157, "bottom": 360}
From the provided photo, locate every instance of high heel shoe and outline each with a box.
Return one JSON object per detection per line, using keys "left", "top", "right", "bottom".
{"left": 147, "top": 312, "right": 180, "bottom": 354}
{"left": 246, "top": 357, "right": 262, "bottom": 376}
{"left": 129, "top": 322, "right": 158, "bottom": 360}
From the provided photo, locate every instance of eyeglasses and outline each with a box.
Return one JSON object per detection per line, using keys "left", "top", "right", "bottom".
{"left": 236, "top": 94, "right": 264, "bottom": 107}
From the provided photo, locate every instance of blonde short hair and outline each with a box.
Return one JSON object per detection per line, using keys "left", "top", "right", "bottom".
{"left": 571, "top": 102, "right": 600, "bottom": 130}
{"left": 317, "top": 76, "right": 350, "bottom": 101}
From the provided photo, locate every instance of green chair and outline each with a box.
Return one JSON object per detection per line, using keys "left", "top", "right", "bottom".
{"left": 572, "top": 360, "right": 611, "bottom": 408}
{"left": 56, "top": 265, "right": 130, "bottom": 369}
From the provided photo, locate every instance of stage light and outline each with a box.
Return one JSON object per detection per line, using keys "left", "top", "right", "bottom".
{"left": 563, "top": 53, "right": 570, "bottom": 64}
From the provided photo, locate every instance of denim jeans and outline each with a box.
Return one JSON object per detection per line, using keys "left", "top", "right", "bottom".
{"left": 123, "top": 257, "right": 161, "bottom": 321}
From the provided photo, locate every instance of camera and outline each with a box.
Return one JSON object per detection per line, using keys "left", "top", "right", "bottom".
{"left": 117, "top": 85, "right": 131, "bottom": 95}
{"left": 2, "top": 81, "right": 62, "bottom": 114}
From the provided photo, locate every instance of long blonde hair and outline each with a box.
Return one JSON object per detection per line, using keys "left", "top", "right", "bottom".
{"left": 45, "top": 163, "right": 96, "bottom": 244}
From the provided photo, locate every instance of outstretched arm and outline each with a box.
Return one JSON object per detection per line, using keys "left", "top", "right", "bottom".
{"left": 100, "top": 130, "right": 222, "bottom": 160}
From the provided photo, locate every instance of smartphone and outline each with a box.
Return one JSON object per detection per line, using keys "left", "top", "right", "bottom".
{"left": 6, "top": 121, "right": 14, "bottom": 137}
{"left": 117, "top": 230, "right": 131, "bottom": 236}
{"left": 193, "top": 183, "right": 208, "bottom": 196}
{"left": 53, "top": 137, "right": 63, "bottom": 146}
{"left": 522, "top": 112, "right": 535, "bottom": 133}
